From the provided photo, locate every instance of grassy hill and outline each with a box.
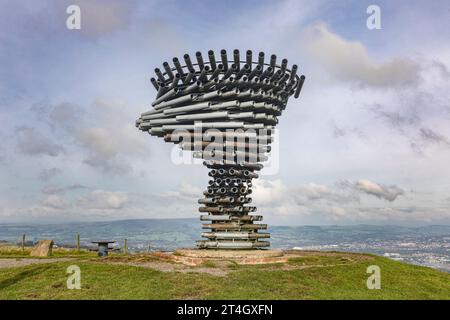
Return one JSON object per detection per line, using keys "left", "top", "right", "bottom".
{"left": 0, "top": 247, "right": 449, "bottom": 299}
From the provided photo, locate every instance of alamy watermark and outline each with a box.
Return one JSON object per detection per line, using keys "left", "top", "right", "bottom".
{"left": 168, "top": 125, "right": 280, "bottom": 175}
{"left": 367, "top": 5, "right": 381, "bottom": 30}
{"left": 66, "top": 5, "right": 81, "bottom": 30}
{"left": 366, "top": 265, "right": 381, "bottom": 289}
{"left": 66, "top": 265, "right": 81, "bottom": 289}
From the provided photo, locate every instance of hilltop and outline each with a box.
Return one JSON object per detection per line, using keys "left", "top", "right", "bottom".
{"left": 0, "top": 247, "right": 449, "bottom": 299}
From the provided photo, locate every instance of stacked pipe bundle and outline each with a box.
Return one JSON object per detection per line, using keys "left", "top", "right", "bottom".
{"left": 136, "top": 49, "right": 305, "bottom": 249}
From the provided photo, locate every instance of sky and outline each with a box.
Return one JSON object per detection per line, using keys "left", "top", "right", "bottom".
{"left": 0, "top": 0, "right": 449, "bottom": 225}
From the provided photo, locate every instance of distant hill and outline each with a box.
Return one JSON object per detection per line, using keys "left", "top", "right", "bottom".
{"left": 0, "top": 219, "right": 449, "bottom": 271}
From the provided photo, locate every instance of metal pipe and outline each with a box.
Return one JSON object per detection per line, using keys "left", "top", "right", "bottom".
{"left": 239, "top": 162, "right": 263, "bottom": 170}
{"left": 199, "top": 206, "right": 224, "bottom": 213}
{"left": 230, "top": 187, "right": 238, "bottom": 194}
{"left": 280, "top": 58, "right": 288, "bottom": 74}
{"left": 198, "top": 65, "right": 210, "bottom": 82}
{"left": 184, "top": 80, "right": 202, "bottom": 94}
{"left": 216, "top": 76, "right": 234, "bottom": 90}
{"left": 235, "top": 64, "right": 250, "bottom": 80}
{"left": 228, "top": 168, "right": 241, "bottom": 176}
{"left": 258, "top": 51, "right": 265, "bottom": 68}
{"left": 176, "top": 111, "right": 228, "bottom": 121}
{"left": 222, "top": 63, "right": 237, "bottom": 80}
{"left": 271, "top": 69, "right": 282, "bottom": 81}
{"left": 150, "top": 77, "right": 159, "bottom": 90}
{"left": 279, "top": 73, "right": 289, "bottom": 85}
{"left": 208, "top": 50, "right": 217, "bottom": 70}
{"left": 270, "top": 54, "right": 276, "bottom": 70}
{"left": 200, "top": 215, "right": 231, "bottom": 221}
{"left": 260, "top": 66, "right": 273, "bottom": 80}
{"left": 220, "top": 49, "right": 228, "bottom": 71}
{"left": 224, "top": 206, "right": 243, "bottom": 213}
{"left": 294, "top": 75, "right": 305, "bottom": 98}
{"left": 217, "top": 197, "right": 234, "bottom": 204}
{"left": 163, "top": 61, "right": 174, "bottom": 80}
{"left": 244, "top": 170, "right": 258, "bottom": 179}
{"left": 289, "top": 64, "right": 298, "bottom": 82}
{"left": 155, "top": 68, "right": 165, "bottom": 83}
{"left": 154, "top": 92, "right": 194, "bottom": 109}
{"left": 149, "top": 118, "right": 178, "bottom": 125}
{"left": 184, "top": 53, "right": 195, "bottom": 73}
{"left": 163, "top": 101, "right": 210, "bottom": 115}
{"left": 156, "top": 83, "right": 168, "bottom": 98}
{"left": 233, "top": 49, "right": 240, "bottom": 71}
{"left": 198, "top": 89, "right": 221, "bottom": 101}
{"left": 169, "top": 73, "right": 181, "bottom": 90}
{"left": 248, "top": 64, "right": 262, "bottom": 80}
{"left": 173, "top": 57, "right": 184, "bottom": 76}
{"left": 221, "top": 88, "right": 239, "bottom": 99}
{"left": 246, "top": 50, "right": 252, "bottom": 70}
{"left": 201, "top": 223, "right": 267, "bottom": 230}
{"left": 140, "top": 111, "right": 166, "bottom": 120}
{"left": 183, "top": 72, "right": 196, "bottom": 85}
{"left": 201, "top": 121, "right": 244, "bottom": 129}
{"left": 203, "top": 77, "right": 219, "bottom": 90}
{"left": 196, "top": 51, "right": 205, "bottom": 70}
{"left": 210, "top": 64, "right": 223, "bottom": 79}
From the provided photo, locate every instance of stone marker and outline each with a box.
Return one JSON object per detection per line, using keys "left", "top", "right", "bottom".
{"left": 30, "top": 240, "right": 54, "bottom": 257}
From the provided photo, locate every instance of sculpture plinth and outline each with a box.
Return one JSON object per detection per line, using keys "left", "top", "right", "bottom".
{"left": 136, "top": 49, "right": 305, "bottom": 249}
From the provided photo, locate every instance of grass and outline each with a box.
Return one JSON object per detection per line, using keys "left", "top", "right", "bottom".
{"left": 0, "top": 246, "right": 449, "bottom": 299}
{"left": 0, "top": 245, "right": 97, "bottom": 259}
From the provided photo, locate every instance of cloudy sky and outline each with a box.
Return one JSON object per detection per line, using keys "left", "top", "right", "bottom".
{"left": 1, "top": 0, "right": 449, "bottom": 225}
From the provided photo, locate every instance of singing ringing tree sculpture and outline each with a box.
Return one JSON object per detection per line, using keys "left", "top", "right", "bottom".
{"left": 136, "top": 49, "right": 305, "bottom": 249}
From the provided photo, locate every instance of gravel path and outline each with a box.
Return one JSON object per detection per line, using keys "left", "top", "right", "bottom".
{"left": 0, "top": 258, "right": 74, "bottom": 269}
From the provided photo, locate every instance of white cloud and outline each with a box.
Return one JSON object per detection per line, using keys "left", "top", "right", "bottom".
{"left": 303, "top": 23, "right": 422, "bottom": 88}
{"left": 16, "top": 126, "right": 64, "bottom": 157}
{"left": 351, "top": 179, "right": 404, "bottom": 202}
{"left": 158, "top": 182, "right": 203, "bottom": 202}
{"left": 78, "top": 190, "right": 128, "bottom": 210}
{"left": 41, "top": 184, "right": 87, "bottom": 195}
{"left": 251, "top": 179, "right": 418, "bottom": 224}
{"left": 42, "top": 195, "right": 68, "bottom": 209}
{"left": 38, "top": 168, "right": 62, "bottom": 181}
{"left": 73, "top": 0, "right": 133, "bottom": 37}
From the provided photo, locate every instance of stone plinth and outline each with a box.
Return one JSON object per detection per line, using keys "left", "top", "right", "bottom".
{"left": 165, "top": 249, "right": 288, "bottom": 266}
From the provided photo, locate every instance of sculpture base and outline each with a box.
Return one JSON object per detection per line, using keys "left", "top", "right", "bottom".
{"left": 170, "top": 248, "right": 287, "bottom": 266}
{"left": 197, "top": 162, "right": 269, "bottom": 249}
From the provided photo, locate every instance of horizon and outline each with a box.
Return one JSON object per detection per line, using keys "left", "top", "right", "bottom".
{"left": 1, "top": 216, "right": 449, "bottom": 228}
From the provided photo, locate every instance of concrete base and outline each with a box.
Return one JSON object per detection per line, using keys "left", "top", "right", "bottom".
{"left": 157, "top": 249, "right": 289, "bottom": 266}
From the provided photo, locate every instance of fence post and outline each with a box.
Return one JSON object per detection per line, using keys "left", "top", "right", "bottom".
{"left": 123, "top": 239, "right": 127, "bottom": 255}
{"left": 76, "top": 233, "right": 80, "bottom": 252}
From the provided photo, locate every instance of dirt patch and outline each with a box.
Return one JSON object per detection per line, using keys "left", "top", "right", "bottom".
{"left": 103, "top": 260, "right": 229, "bottom": 276}
{"left": 0, "top": 258, "right": 74, "bottom": 269}
{"left": 96, "top": 250, "right": 374, "bottom": 275}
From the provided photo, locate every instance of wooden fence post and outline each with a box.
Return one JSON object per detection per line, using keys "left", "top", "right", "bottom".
{"left": 76, "top": 233, "right": 80, "bottom": 252}
{"left": 22, "top": 234, "right": 26, "bottom": 252}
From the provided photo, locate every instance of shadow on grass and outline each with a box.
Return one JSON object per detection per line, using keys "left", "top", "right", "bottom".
{"left": 0, "top": 266, "right": 48, "bottom": 290}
